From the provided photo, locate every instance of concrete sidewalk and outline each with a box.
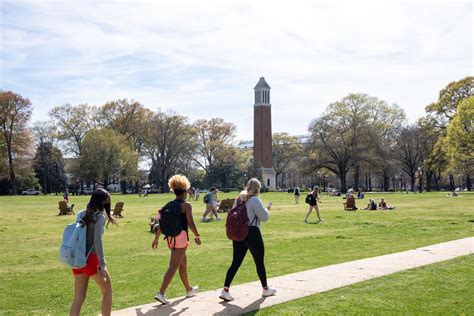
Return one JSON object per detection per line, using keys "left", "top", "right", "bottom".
{"left": 113, "top": 237, "right": 473, "bottom": 316}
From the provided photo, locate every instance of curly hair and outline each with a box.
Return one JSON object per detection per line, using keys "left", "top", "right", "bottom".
{"left": 168, "top": 174, "right": 191, "bottom": 195}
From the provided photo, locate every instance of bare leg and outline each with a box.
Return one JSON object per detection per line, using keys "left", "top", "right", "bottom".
{"left": 314, "top": 205, "right": 322, "bottom": 221}
{"left": 304, "top": 206, "right": 313, "bottom": 222}
{"left": 159, "top": 248, "right": 187, "bottom": 294}
{"left": 70, "top": 274, "right": 89, "bottom": 316}
{"left": 90, "top": 270, "right": 113, "bottom": 316}
{"left": 202, "top": 205, "right": 212, "bottom": 219}
{"left": 178, "top": 253, "right": 192, "bottom": 291}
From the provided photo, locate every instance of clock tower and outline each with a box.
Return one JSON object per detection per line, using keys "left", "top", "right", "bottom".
{"left": 253, "top": 77, "right": 276, "bottom": 189}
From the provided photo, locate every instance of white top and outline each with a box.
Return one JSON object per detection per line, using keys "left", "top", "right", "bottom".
{"left": 246, "top": 196, "right": 269, "bottom": 227}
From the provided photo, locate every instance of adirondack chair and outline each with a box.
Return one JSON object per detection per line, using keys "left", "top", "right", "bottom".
{"left": 218, "top": 198, "right": 236, "bottom": 213}
{"left": 112, "top": 202, "right": 125, "bottom": 217}
{"left": 343, "top": 195, "right": 357, "bottom": 211}
{"left": 58, "top": 201, "right": 74, "bottom": 215}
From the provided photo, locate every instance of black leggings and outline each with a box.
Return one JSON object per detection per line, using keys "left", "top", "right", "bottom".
{"left": 224, "top": 226, "right": 267, "bottom": 288}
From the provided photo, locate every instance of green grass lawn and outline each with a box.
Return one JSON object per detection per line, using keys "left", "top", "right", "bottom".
{"left": 250, "top": 254, "right": 474, "bottom": 316}
{"left": 0, "top": 191, "right": 473, "bottom": 315}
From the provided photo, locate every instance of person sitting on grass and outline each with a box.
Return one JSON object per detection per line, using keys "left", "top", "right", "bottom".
{"left": 343, "top": 194, "right": 357, "bottom": 210}
{"left": 378, "top": 197, "right": 395, "bottom": 210}
{"left": 363, "top": 198, "right": 378, "bottom": 210}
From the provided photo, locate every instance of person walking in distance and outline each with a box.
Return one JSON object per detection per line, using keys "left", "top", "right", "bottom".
{"left": 201, "top": 187, "right": 221, "bottom": 222}
{"left": 294, "top": 185, "right": 301, "bottom": 204}
{"left": 152, "top": 175, "right": 201, "bottom": 304}
{"left": 220, "top": 178, "right": 277, "bottom": 301}
{"left": 69, "top": 188, "right": 116, "bottom": 316}
{"left": 304, "top": 186, "right": 323, "bottom": 223}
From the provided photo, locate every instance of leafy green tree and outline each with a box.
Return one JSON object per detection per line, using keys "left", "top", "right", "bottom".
{"left": 309, "top": 93, "right": 405, "bottom": 192}
{"left": 144, "top": 112, "right": 194, "bottom": 192}
{"left": 272, "top": 132, "right": 303, "bottom": 188}
{"left": 78, "top": 128, "right": 138, "bottom": 188}
{"left": 425, "top": 76, "right": 473, "bottom": 129}
{"left": 192, "top": 118, "right": 236, "bottom": 187}
{"left": 0, "top": 91, "right": 33, "bottom": 194}
{"left": 445, "top": 97, "right": 474, "bottom": 184}
{"left": 33, "top": 142, "right": 67, "bottom": 194}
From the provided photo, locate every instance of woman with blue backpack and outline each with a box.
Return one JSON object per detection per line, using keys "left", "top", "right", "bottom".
{"left": 152, "top": 174, "right": 201, "bottom": 305}
{"left": 220, "top": 178, "right": 277, "bottom": 301}
{"left": 69, "top": 188, "right": 116, "bottom": 316}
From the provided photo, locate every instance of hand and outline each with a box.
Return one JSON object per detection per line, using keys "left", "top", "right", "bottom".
{"left": 99, "top": 266, "right": 108, "bottom": 279}
{"left": 152, "top": 238, "right": 159, "bottom": 250}
{"left": 194, "top": 236, "right": 201, "bottom": 245}
{"left": 266, "top": 202, "right": 272, "bottom": 210}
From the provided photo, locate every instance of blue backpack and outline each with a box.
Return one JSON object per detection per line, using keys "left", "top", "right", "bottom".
{"left": 59, "top": 211, "right": 94, "bottom": 268}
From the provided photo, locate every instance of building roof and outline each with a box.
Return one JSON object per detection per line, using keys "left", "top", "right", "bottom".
{"left": 254, "top": 77, "right": 271, "bottom": 90}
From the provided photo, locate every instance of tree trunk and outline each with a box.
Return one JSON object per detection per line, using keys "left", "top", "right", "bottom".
{"left": 339, "top": 171, "right": 347, "bottom": 193}
{"left": 368, "top": 173, "right": 372, "bottom": 191}
{"left": 449, "top": 173, "right": 455, "bottom": 191}
{"left": 7, "top": 142, "right": 16, "bottom": 195}
{"left": 410, "top": 175, "right": 416, "bottom": 192}
{"left": 383, "top": 171, "right": 390, "bottom": 191}
{"left": 466, "top": 174, "right": 471, "bottom": 191}
{"left": 354, "top": 165, "right": 360, "bottom": 191}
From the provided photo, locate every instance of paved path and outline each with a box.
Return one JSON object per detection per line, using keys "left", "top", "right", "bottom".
{"left": 113, "top": 237, "right": 473, "bottom": 316}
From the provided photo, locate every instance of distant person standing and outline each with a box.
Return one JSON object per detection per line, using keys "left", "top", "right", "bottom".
{"left": 304, "top": 186, "right": 322, "bottom": 223}
{"left": 64, "top": 188, "right": 69, "bottom": 203}
{"left": 294, "top": 186, "right": 301, "bottom": 204}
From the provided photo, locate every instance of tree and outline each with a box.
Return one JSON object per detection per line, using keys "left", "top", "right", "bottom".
{"left": 445, "top": 96, "right": 474, "bottom": 189}
{"left": 425, "top": 76, "right": 473, "bottom": 129}
{"left": 144, "top": 112, "right": 194, "bottom": 192}
{"left": 49, "top": 103, "right": 96, "bottom": 157}
{"left": 425, "top": 76, "right": 473, "bottom": 190}
{"left": 78, "top": 128, "right": 138, "bottom": 188}
{"left": 31, "top": 120, "right": 56, "bottom": 145}
{"left": 394, "top": 125, "right": 423, "bottom": 191}
{"left": 192, "top": 118, "right": 236, "bottom": 186}
{"left": 33, "top": 142, "right": 67, "bottom": 194}
{"left": 308, "top": 93, "right": 405, "bottom": 193}
{"left": 0, "top": 91, "right": 33, "bottom": 194}
{"left": 98, "top": 99, "right": 154, "bottom": 154}
{"left": 272, "top": 133, "right": 302, "bottom": 188}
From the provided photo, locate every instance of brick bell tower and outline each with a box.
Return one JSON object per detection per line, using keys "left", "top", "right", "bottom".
{"left": 253, "top": 77, "right": 276, "bottom": 189}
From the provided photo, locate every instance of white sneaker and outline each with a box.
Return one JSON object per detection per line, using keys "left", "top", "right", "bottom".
{"left": 154, "top": 292, "right": 170, "bottom": 304}
{"left": 200, "top": 217, "right": 208, "bottom": 223}
{"left": 262, "top": 287, "right": 277, "bottom": 297}
{"left": 219, "top": 289, "right": 234, "bottom": 301}
{"left": 216, "top": 217, "right": 222, "bottom": 221}
{"left": 186, "top": 285, "right": 199, "bottom": 298}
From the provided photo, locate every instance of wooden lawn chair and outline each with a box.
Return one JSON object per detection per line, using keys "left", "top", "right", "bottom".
{"left": 218, "top": 198, "right": 235, "bottom": 213}
{"left": 58, "top": 201, "right": 74, "bottom": 215}
{"left": 113, "top": 202, "right": 125, "bottom": 217}
{"left": 343, "top": 195, "right": 357, "bottom": 211}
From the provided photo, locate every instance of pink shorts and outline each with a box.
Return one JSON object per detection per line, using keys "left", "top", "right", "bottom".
{"left": 166, "top": 230, "right": 189, "bottom": 250}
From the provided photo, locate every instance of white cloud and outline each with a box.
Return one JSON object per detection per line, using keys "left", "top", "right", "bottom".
{"left": 1, "top": 0, "right": 472, "bottom": 140}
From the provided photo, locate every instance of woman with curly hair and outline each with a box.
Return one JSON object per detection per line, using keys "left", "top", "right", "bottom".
{"left": 152, "top": 174, "right": 201, "bottom": 304}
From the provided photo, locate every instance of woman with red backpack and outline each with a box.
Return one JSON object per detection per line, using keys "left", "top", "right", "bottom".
{"left": 151, "top": 174, "right": 201, "bottom": 304}
{"left": 220, "top": 178, "right": 277, "bottom": 301}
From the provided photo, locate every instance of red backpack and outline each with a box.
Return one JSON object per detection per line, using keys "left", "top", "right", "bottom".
{"left": 226, "top": 198, "right": 249, "bottom": 241}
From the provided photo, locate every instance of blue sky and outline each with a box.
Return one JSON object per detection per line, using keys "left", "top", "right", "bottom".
{"left": 1, "top": 1, "right": 472, "bottom": 141}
